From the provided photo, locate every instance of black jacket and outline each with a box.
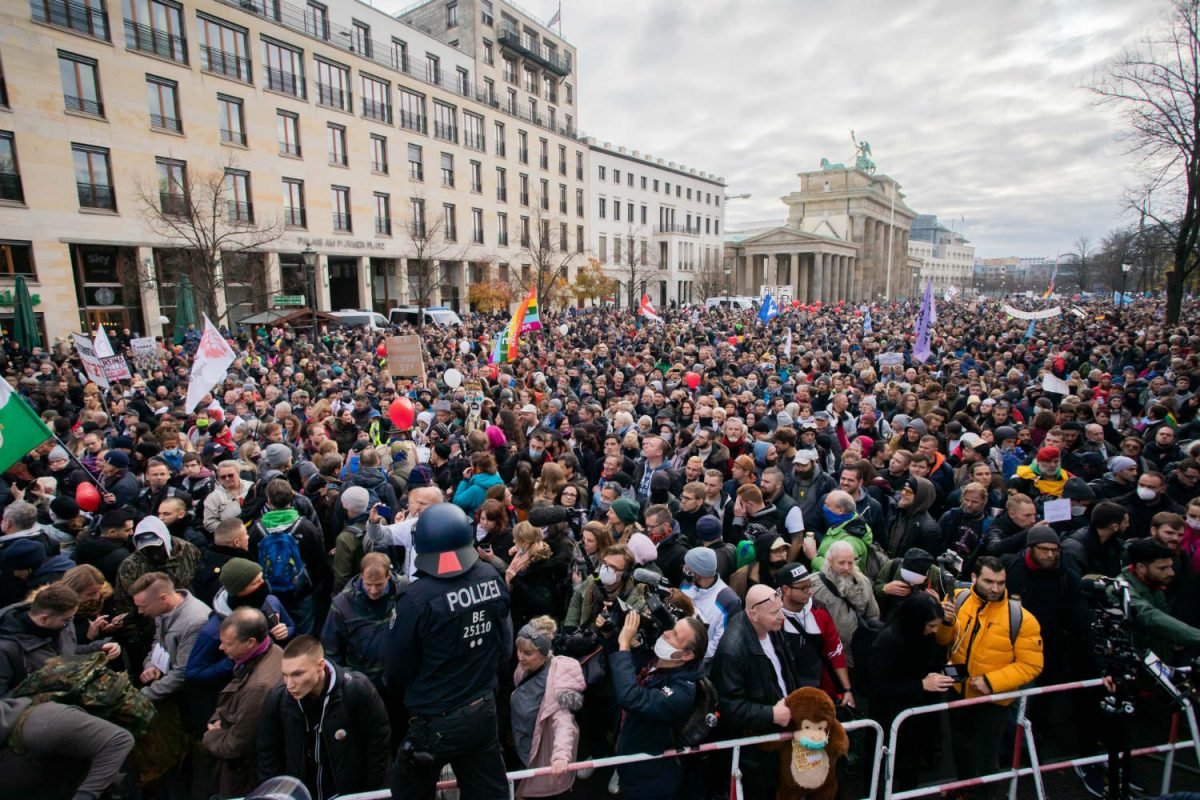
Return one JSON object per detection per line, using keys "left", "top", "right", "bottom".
{"left": 867, "top": 595, "right": 950, "bottom": 727}
{"left": 710, "top": 612, "right": 795, "bottom": 736}
{"left": 256, "top": 662, "right": 390, "bottom": 800}
{"left": 321, "top": 575, "right": 404, "bottom": 690}
{"left": 1062, "top": 527, "right": 1126, "bottom": 578}
{"left": 73, "top": 535, "right": 131, "bottom": 584}
{"left": 1116, "top": 491, "right": 1183, "bottom": 540}
{"left": 983, "top": 511, "right": 1032, "bottom": 558}
{"left": 1005, "top": 554, "right": 1093, "bottom": 681}
{"left": 192, "top": 544, "right": 250, "bottom": 607}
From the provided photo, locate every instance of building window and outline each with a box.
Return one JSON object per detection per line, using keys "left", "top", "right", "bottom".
{"left": 331, "top": 186, "right": 351, "bottom": 231}
{"left": 361, "top": 73, "right": 391, "bottom": 123}
{"left": 149, "top": 157, "right": 188, "bottom": 218}
{"left": 613, "top": 237, "right": 621, "bottom": 264}
{"left": 351, "top": 20, "right": 371, "bottom": 57}
{"left": 482, "top": 39, "right": 493, "bottom": 65}
{"left": 463, "top": 112, "right": 485, "bottom": 151}
{"left": 598, "top": 235, "right": 606, "bottom": 263}
{"left": 410, "top": 197, "right": 426, "bottom": 237}
{"left": 520, "top": 215, "right": 530, "bottom": 248}
{"left": 518, "top": 173, "right": 528, "bottom": 206}
{"left": 59, "top": 52, "right": 103, "bottom": 116}
{"left": 576, "top": 151, "right": 583, "bottom": 180}
{"left": 277, "top": 110, "right": 300, "bottom": 156}
{"left": 576, "top": 225, "right": 584, "bottom": 253}
{"left": 374, "top": 192, "right": 391, "bottom": 235}
{"left": 391, "top": 37, "right": 408, "bottom": 71}
{"left": 443, "top": 203, "right": 457, "bottom": 241}
{"left": 558, "top": 145, "right": 567, "bottom": 176}
{"left": 315, "top": 58, "right": 350, "bottom": 111}
{"left": 218, "top": 94, "right": 245, "bottom": 145}
{"left": 445, "top": 1, "right": 458, "bottom": 26}
{"left": 641, "top": 205, "right": 647, "bottom": 225}
{"left": 262, "top": 38, "right": 304, "bottom": 98}
{"left": 559, "top": 222, "right": 568, "bottom": 252}
{"left": 0, "top": 241, "right": 35, "bottom": 277}
{"left": 327, "top": 124, "right": 347, "bottom": 166}
{"left": 425, "top": 53, "right": 440, "bottom": 84}
{"left": 539, "top": 178, "right": 548, "bottom": 210}
{"left": 407, "top": 143, "right": 423, "bottom": 181}
{"left": 197, "top": 15, "right": 250, "bottom": 82}
{"left": 224, "top": 168, "right": 252, "bottom": 222}
{"left": 598, "top": 165, "right": 606, "bottom": 181}
{"left": 470, "top": 160, "right": 482, "bottom": 193}
{"left": 613, "top": 199, "right": 621, "bottom": 222}
{"left": 502, "top": 56, "right": 516, "bottom": 84}
{"left": 398, "top": 89, "right": 426, "bottom": 133}
{"left": 627, "top": 202, "right": 633, "bottom": 223}
{"left": 496, "top": 167, "right": 507, "bottom": 201}
{"left": 72, "top": 144, "right": 114, "bottom": 210}
{"left": 539, "top": 138, "right": 548, "bottom": 170}
{"left": 472, "top": 207, "right": 484, "bottom": 243}
{"left": 565, "top": 82, "right": 573, "bottom": 105}
{"left": 457, "top": 67, "right": 470, "bottom": 96}
{"left": 32, "top": 0, "right": 110, "bottom": 40}
{"left": 441, "top": 152, "right": 454, "bottom": 188}
{"left": 495, "top": 121, "right": 506, "bottom": 156}
{"left": 491, "top": 213, "right": 506, "bottom": 248}
{"left": 559, "top": 183, "right": 566, "bottom": 213}
{"left": 304, "top": 1, "right": 328, "bottom": 39}
{"left": 506, "top": 88, "right": 517, "bottom": 114}
{"left": 483, "top": 77, "right": 496, "bottom": 105}
{"left": 146, "top": 75, "right": 181, "bottom": 132}
{"left": 654, "top": 179, "right": 659, "bottom": 192}
{"left": 576, "top": 188, "right": 583, "bottom": 217}
{"left": 370, "top": 134, "right": 388, "bottom": 174}
{"left": 598, "top": 197, "right": 606, "bottom": 219}
{"left": 282, "top": 178, "right": 305, "bottom": 227}
{"left": 124, "top": 0, "right": 187, "bottom": 64}
{"left": 613, "top": 169, "right": 620, "bottom": 185}
{"left": 0, "top": 133, "right": 24, "bottom": 204}
{"left": 432, "top": 101, "right": 457, "bottom": 142}
{"left": 518, "top": 130, "right": 528, "bottom": 164}
{"left": 524, "top": 66, "right": 537, "bottom": 94}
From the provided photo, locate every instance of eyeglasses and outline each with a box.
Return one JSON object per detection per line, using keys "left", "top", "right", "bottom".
{"left": 750, "top": 588, "right": 784, "bottom": 609}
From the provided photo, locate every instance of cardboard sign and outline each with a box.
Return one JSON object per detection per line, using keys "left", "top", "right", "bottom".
{"left": 1043, "top": 498, "right": 1072, "bottom": 524}
{"left": 877, "top": 353, "right": 905, "bottom": 367}
{"left": 386, "top": 335, "right": 426, "bottom": 380}
{"left": 72, "top": 333, "right": 109, "bottom": 389}
{"left": 101, "top": 354, "right": 131, "bottom": 383}
{"left": 130, "top": 337, "right": 159, "bottom": 373}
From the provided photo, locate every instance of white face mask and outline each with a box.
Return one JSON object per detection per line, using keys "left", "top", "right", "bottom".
{"left": 1071, "top": 504, "right": 1087, "bottom": 517}
{"left": 598, "top": 565, "right": 620, "bottom": 586}
{"left": 1137, "top": 487, "right": 1158, "bottom": 502}
{"left": 653, "top": 635, "right": 680, "bottom": 662}
{"left": 475, "top": 524, "right": 489, "bottom": 542}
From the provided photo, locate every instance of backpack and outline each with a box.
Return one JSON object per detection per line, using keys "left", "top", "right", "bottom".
{"left": 13, "top": 652, "right": 157, "bottom": 738}
{"left": 953, "top": 590, "right": 1023, "bottom": 644}
{"left": 256, "top": 518, "right": 308, "bottom": 594}
{"left": 677, "top": 675, "right": 720, "bottom": 748}
{"left": 863, "top": 541, "right": 890, "bottom": 580}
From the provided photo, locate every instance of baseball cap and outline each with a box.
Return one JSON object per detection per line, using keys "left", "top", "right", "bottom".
{"left": 793, "top": 449, "right": 818, "bottom": 465}
{"left": 775, "top": 562, "right": 812, "bottom": 587}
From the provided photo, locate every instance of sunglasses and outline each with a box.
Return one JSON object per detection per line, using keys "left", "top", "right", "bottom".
{"left": 750, "top": 588, "right": 784, "bottom": 610}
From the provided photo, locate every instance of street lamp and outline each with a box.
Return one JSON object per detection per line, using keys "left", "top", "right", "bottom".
{"left": 1117, "top": 262, "right": 1132, "bottom": 327}
{"left": 302, "top": 245, "right": 318, "bottom": 349}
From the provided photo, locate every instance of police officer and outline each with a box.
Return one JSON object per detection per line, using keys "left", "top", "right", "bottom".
{"left": 385, "top": 503, "right": 512, "bottom": 800}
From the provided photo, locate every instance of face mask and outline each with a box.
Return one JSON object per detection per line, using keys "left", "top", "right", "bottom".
{"left": 529, "top": 448, "right": 543, "bottom": 459}
{"left": 653, "top": 635, "right": 680, "bottom": 662}
{"left": 1188, "top": 519, "right": 1200, "bottom": 531}
{"left": 476, "top": 524, "right": 489, "bottom": 542}
{"left": 598, "top": 565, "right": 620, "bottom": 586}
{"left": 1137, "top": 487, "right": 1158, "bottom": 502}
{"left": 823, "top": 507, "right": 853, "bottom": 527}
{"left": 164, "top": 448, "right": 181, "bottom": 456}
{"left": 196, "top": 419, "right": 209, "bottom": 428}
{"left": 797, "top": 735, "right": 828, "bottom": 751}
{"left": 1071, "top": 504, "right": 1087, "bottom": 517}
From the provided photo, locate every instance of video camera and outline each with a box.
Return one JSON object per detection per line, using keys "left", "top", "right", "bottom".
{"left": 596, "top": 568, "right": 687, "bottom": 649}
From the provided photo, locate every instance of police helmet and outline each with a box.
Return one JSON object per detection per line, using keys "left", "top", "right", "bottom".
{"left": 413, "top": 503, "right": 478, "bottom": 578}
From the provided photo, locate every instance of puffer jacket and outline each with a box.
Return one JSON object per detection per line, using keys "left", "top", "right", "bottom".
{"left": 513, "top": 655, "right": 586, "bottom": 798}
{"left": 811, "top": 514, "right": 874, "bottom": 571}
{"left": 452, "top": 470, "right": 504, "bottom": 517}
{"left": 942, "top": 587, "right": 1043, "bottom": 703}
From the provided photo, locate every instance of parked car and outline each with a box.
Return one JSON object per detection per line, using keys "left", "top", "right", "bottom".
{"left": 329, "top": 310, "right": 390, "bottom": 330}
{"left": 704, "top": 295, "right": 758, "bottom": 310}
{"left": 387, "top": 306, "right": 463, "bottom": 328}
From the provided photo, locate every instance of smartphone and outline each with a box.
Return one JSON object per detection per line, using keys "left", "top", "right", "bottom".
{"left": 268, "top": 612, "right": 281, "bottom": 628}
{"left": 376, "top": 504, "right": 393, "bottom": 521}
{"left": 942, "top": 663, "right": 968, "bottom": 680}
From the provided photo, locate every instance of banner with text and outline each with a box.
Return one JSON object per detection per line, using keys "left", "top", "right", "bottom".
{"left": 1003, "top": 304, "right": 1062, "bottom": 321}
{"left": 130, "top": 337, "right": 159, "bottom": 373}
{"left": 72, "top": 333, "right": 109, "bottom": 389}
{"left": 386, "top": 335, "right": 427, "bottom": 380}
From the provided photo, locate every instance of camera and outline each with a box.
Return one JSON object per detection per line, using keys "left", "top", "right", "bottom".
{"left": 934, "top": 549, "right": 964, "bottom": 598}
{"left": 633, "top": 568, "right": 687, "bottom": 646}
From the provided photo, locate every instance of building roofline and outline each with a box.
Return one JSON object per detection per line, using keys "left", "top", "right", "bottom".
{"left": 586, "top": 138, "right": 726, "bottom": 187}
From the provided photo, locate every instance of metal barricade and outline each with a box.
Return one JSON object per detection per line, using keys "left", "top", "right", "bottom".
{"left": 882, "top": 678, "right": 1200, "bottom": 800}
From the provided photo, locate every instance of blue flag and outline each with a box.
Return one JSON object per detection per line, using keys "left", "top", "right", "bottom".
{"left": 1023, "top": 319, "right": 1036, "bottom": 341}
{"left": 757, "top": 294, "right": 778, "bottom": 324}
{"left": 913, "top": 279, "right": 934, "bottom": 363}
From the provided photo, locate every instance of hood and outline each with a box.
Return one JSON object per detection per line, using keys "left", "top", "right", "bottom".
{"left": 836, "top": 514, "right": 871, "bottom": 541}
{"left": 260, "top": 508, "right": 300, "bottom": 531}
{"left": 0, "top": 602, "right": 31, "bottom": 638}
{"left": 353, "top": 468, "right": 388, "bottom": 488}
{"left": 134, "top": 516, "right": 173, "bottom": 556}
{"left": 889, "top": 591, "right": 941, "bottom": 639}
{"left": 907, "top": 477, "right": 936, "bottom": 517}
{"left": 32, "top": 554, "right": 75, "bottom": 580}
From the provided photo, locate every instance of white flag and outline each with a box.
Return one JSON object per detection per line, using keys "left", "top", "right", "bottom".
{"left": 185, "top": 316, "right": 235, "bottom": 413}
{"left": 784, "top": 330, "right": 793, "bottom": 359}
{"left": 93, "top": 326, "right": 115, "bottom": 357}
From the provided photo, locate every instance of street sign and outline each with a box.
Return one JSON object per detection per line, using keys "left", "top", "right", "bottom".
{"left": 273, "top": 294, "right": 305, "bottom": 307}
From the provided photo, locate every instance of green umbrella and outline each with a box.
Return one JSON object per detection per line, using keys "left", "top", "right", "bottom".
{"left": 12, "top": 274, "right": 41, "bottom": 352}
{"left": 174, "top": 272, "right": 196, "bottom": 345}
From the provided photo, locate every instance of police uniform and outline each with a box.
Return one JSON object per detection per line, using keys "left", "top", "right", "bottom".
{"left": 385, "top": 504, "right": 512, "bottom": 800}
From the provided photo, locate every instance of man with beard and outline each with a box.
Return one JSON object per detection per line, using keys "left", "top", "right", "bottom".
{"left": 790, "top": 449, "right": 837, "bottom": 528}
{"left": 115, "top": 515, "right": 202, "bottom": 648}
{"left": 157, "top": 496, "right": 208, "bottom": 550}
{"left": 1148, "top": 512, "right": 1200, "bottom": 627}
{"left": 1088, "top": 455, "right": 1139, "bottom": 500}
{"left": 1118, "top": 538, "right": 1200, "bottom": 660}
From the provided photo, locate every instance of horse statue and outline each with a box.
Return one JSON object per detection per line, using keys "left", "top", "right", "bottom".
{"left": 820, "top": 158, "right": 845, "bottom": 171}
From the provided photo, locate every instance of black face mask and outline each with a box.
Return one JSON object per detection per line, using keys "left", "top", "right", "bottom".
{"left": 231, "top": 583, "right": 271, "bottom": 610}
{"left": 141, "top": 544, "right": 168, "bottom": 564}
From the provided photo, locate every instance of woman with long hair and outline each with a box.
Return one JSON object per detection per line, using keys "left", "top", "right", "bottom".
{"left": 534, "top": 463, "right": 567, "bottom": 505}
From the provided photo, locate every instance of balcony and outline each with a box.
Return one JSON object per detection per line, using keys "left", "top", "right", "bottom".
{"left": 77, "top": 181, "right": 114, "bottom": 210}
{"left": 656, "top": 224, "right": 699, "bottom": 236}
{"left": 433, "top": 122, "right": 457, "bottom": 143}
{"left": 151, "top": 113, "right": 182, "bottom": 133}
{"left": 264, "top": 67, "right": 304, "bottom": 98}
{"left": 0, "top": 173, "right": 25, "bottom": 203}
{"left": 221, "top": 127, "right": 246, "bottom": 146}
{"left": 465, "top": 133, "right": 486, "bottom": 151}
{"left": 31, "top": 0, "right": 109, "bottom": 41}
{"left": 371, "top": 160, "right": 388, "bottom": 174}
{"left": 362, "top": 99, "right": 391, "bottom": 124}
{"left": 333, "top": 212, "right": 351, "bottom": 232}
{"left": 497, "top": 24, "right": 571, "bottom": 76}
{"left": 200, "top": 45, "right": 251, "bottom": 82}
{"left": 227, "top": 200, "right": 254, "bottom": 223}
{"left": 159, "top": 192, "right": 188, "bottom": 216}
{"left": 65, "top": 94, "right": 103, "bottom": 116}
{"left": 375, "top": 218, "right": 391, "bottom": 235}
{"left": 398, "top": 111, "right": 426, "bottom": 134}
{"left": 316, "top": 83, "right": 349, "bottom": 111}
{"left": 284, "top": 206, "right": 306, "bottom": 227}
{"left": 125, "top": 19, "right": 187, "bottom": 64}
{"left": 279, "top": 140, "right": 300, "bottom": 157}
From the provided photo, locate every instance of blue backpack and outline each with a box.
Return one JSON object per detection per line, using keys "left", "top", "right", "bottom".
{"left": 256, "top": 519, "right": 308, "bottom": 594}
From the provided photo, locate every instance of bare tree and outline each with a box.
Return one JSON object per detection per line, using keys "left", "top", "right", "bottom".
{"left": 696, "top": 260, "right": 728, "bottom": 301}
{"left": 1069, "top": 235, "right": 1094, "bottom": 292}
{"left": 135, "top": 156, "right": 284, "bottom": 324}
{"left": 402, "top": 195, "right": 469, "bottom": 335}
{"left": 604, "top": 226, "right": 661, "bottom": 314}
{"left": 1092, "top": 0, "right": 1200, "bottom": 322}
{"left": 515, "top": 203, "right": 579, "bottom": 312}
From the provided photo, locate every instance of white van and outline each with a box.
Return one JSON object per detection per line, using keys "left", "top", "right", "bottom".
{"left": 387, "top": 306, "right": 464, "bottom": 328}
{"left": 329, "top": 310, "right": 390, "bottom": 330}
{"left": 704, "top": 296, "right": 757, "bottom": 310}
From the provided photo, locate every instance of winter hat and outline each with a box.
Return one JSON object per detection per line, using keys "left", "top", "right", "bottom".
{"left": 102, "top": 450, "right": 130, "bottom": 470}
{"left": 1026, "top": 525, "right": 1060, "bottom": 547}
{"left": 684, "top": 547, "right": 718, "bottom": 578}
{"left": 263, "top": 443, "right": 292, "bottom": 468}
{"left": 994, "top": 426, "right": 1018, "bottom": 444}
{"left": 904, "top": 418, "right": 927, "bottom": 436}
{"left": 1107, "top": 456, "right": 1137, "bottom": 473}
{"left": 407, "top": 464, "right": 434, "bottom": 488}
{"left": 776, "top": 411, "right": 794, "bottom": 428}
{"left": 433, "top": 442, "right": 452, "bottom": 461}
{"left": 1036, "top": 446, "right": 1061, "bottom": 462}
{"left": 0, "top": 539, "right": 46, "bottom": 571}
{"left": 1062, "top": 478, "right": 1096, "bottom": 501}
{"left": 901, "top": 547, "right": 934, "bottom": 577}
{"left": 49, "top": 496, "right": 79, "bottom": 521}
{"left": 48, "top": 446, "right": 70, "bottom": 463}
{"left": 340, "top": 486, "right": 370, "bottom": 516}
{"left": 218, "top": 558, "right": 263, "bottom": 596}
{"left": 696, "top": 515, "right": 724, "bottom": 542}
{"left": 610, "top": 497, "right": 641, "bottom": 525}
{"left": 627, "top": 532, "right": 657, "bottom": 565}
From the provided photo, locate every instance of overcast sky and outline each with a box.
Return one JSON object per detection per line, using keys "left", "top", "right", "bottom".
{"left": 383, "top": 0, "right": 1167, "bottom": 258}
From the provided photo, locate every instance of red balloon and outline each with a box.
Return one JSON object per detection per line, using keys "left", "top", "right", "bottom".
{"left": 685, "top": 371, "right": 701, "bottom": 390}
{"left": 487, "top": 364, "right": 499, "bottom": 381}
{"left": 727, "top": 336, "right": 738, "bottom": 345}
{"left": 388, "top": 396, "right": 415, "bottom": 431}
{"left": 376, "top": 342, "right": 387, "bottom": 358}
{"left": 76, "top": 482, "right": 101, "bottom": 513}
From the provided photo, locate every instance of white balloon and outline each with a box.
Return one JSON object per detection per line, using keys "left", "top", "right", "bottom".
{"left": 558, "top": 324, "right": 570, "bottom": 336}
{"left": 459, "top": 339, "right": 470, "bottom": 353}
{"left": 159, "top": 316, "right": 169, "bottom": 325}
{"left": 444, "top": 367, "right": 463, "bottom": 389}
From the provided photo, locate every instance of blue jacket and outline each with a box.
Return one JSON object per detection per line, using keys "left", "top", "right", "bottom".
{"left": 452, "top": 471, "right": 504, "bottom": 517}
{"left": 185, "top": 592, "right": 293, "bottom": 685}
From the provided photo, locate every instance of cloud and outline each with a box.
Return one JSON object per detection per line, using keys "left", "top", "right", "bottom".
{"left": 382, "top": 0, "right": 1165, "bottom": 257}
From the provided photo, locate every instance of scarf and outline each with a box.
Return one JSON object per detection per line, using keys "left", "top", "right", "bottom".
{"left": 260, "top": 507, "right": 300, "bottom": 531}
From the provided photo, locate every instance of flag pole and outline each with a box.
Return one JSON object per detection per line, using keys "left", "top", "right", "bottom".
{"left": 50, "top": 434, "right": 105, "bottom": 489}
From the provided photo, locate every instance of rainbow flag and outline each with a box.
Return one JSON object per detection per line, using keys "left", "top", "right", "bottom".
{"left": 489, "top": 295, "right": 531, "bottom": 364}
{"left": 517, "top": 287, "right": 541, "bottom": 333}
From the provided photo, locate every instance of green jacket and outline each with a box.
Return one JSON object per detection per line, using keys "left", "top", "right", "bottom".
{"left": 1119, "top": 566, "right": 1200, "bottom": 659}
{"left": 812, "top": 514, "right": 873, "bottom": 572}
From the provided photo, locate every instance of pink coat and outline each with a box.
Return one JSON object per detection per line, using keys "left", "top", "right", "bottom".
{"left": 513, "top": 655, "right": 586, "bottom": 798}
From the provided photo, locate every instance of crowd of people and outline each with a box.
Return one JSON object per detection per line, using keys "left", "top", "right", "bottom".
{"left": 0, "top": 292, "right": 1198, "bottom": 800}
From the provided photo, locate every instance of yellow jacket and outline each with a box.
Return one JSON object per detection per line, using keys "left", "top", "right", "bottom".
{"left": 937, "top": 588, "right": 1043, "bottom": 704}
